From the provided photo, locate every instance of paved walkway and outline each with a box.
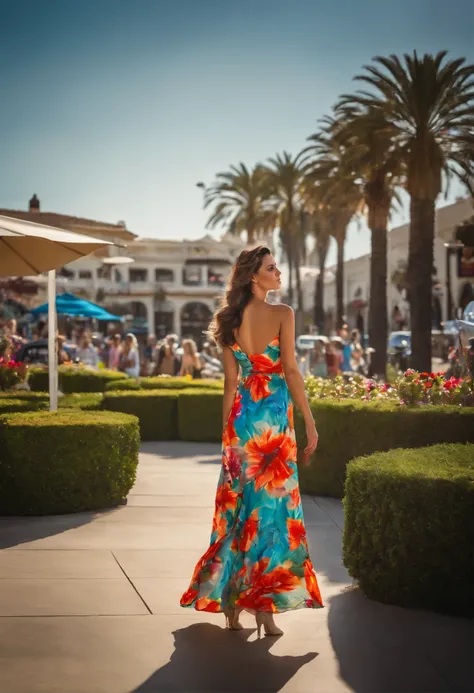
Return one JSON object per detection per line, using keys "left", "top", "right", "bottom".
{"left": 0, "top": 442, "right": 472, "bottom": 693}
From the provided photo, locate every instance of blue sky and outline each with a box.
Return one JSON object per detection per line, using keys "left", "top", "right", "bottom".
{"left": 1, "top": 0, "right": 473, "bottom": 264}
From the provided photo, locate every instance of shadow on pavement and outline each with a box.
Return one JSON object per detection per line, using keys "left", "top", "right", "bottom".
{"left": 328, "top": 587, "right": 474, "bottom": 693}
{"left": 131, "top": 622, "right": 318, "bottom": 693}
{"left": 0, "top": 511, "right": 99, "bottom": 550}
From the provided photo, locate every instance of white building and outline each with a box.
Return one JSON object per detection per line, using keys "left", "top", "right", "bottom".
{"left": 304, "top": 197, "right": 473, "bottom": 331}
{"left": 1, "top": 195, "right": 246, "bottom": 343}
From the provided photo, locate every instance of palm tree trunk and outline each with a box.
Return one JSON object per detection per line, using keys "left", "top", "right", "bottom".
{"left": 408, "top": 197, "right": 435, "bottom": 372}
{"left": 286, "top": 233, "right": 294, "bottom": 306}
{"left": 314, "top": 239, "right": 328, "bottom": 333}
{"left": 336, "top": 237, "right": 345, "bottom": 328}
{"left": 368, "top": 225, "right": 388, "bottom": 378}
{"left": 294, "top": 242, "right": 303, "bottom": 312}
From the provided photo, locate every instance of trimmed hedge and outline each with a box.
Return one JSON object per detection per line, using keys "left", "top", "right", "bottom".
{"left": 343, "top": 443, "right": 474, "bottom": 617}
{"left": 139, "top": 377, "right": 224, "bottom": 391}
{"left": 177, "top": 390, "right": 223, "bottom": 441}
{"left": 105, "top": 379, "right": 140, "bottom": 391}
{"left": 28, "top": 367, "right": 126, "bottom": 393}
{"left": 102, "top": 390, "right": 179, "bottom": 441}
{"left": 0, "top": 398, "right": 47, "bottom": 414}
{"left": 59, "top": 393, "right": 103, "bottom": 410}
{"left": 295, "top": 399, "right": 474, "bottom": 498}
{"left": 0, "top": 410, "right": 140, "bottom": 515}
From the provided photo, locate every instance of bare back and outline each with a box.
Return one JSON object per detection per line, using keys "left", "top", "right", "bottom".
{"left": 234, "top": 302, "right": 284, "bottom": 355}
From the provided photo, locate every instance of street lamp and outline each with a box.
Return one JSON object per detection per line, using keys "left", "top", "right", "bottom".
{"left": 443, "top": 240, "right": 464, "bottom": 321}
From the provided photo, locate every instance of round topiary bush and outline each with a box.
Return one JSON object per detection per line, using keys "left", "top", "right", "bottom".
{"left": 343, "top": 443, "right": 474, "bottom": 617}
{"left": 0, "top": 410, "right": 140, "bottom": 515}
{"left": 28, "top": 366, "right": 126, "bottom": 393}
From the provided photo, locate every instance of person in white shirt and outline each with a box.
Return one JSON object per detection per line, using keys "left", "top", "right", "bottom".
{"left": 77, "top": 336, "right": 99, "bottom": 369}
{"left": 119, "top": 333, "right": 140, "bottom": 378}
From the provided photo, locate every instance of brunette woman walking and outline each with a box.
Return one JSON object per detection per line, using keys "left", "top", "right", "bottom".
{"left": 180, "top": 246, "right": 323, "bottom": 637}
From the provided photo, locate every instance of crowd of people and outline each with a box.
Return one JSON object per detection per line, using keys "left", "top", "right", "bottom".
{"left": 298, "top": 325, "right": 370, "bottom": 379}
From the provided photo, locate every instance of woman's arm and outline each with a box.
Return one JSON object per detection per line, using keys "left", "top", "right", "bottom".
{"left": 279, "top": 306, "right": 318, "bottom": 460}
{"left": 222, "top": 346, "right": 239, "bottom": 427}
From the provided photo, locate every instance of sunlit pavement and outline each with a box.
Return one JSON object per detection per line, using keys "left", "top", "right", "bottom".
{"left": 0, "top": 441, "right": 471, "bottom": 693}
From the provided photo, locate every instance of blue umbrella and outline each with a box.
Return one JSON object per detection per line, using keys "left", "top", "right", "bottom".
{"left": 30, "top": 293, "right": 121, "bottom": 321}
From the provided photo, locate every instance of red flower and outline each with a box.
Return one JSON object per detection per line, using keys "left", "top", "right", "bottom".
{"left": 424, "top": 381, "right": 433, "bottom": 389}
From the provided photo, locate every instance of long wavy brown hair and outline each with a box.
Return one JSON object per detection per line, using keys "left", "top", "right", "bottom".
{"left": 208, "top": 245, "right": 271, "bottom": 347}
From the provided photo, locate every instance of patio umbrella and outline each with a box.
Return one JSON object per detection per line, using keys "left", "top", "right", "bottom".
{"left": 31, "top": 293, "right": 121, "bottom": 321}
{"left": 0, "top": 215, "right": 114, "bottom": 411}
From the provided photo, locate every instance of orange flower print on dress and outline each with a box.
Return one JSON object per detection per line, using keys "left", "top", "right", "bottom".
{"left": 244, "top": 373, "right": 271, "bottom": 402}
{"left": 195, "top": 597, "right": 221, "bottom": 612}
{"left": 239, "top": 509, "right": 259, "bottom": 552}
{"left": 245, "top": 429, "right": 296, "bottom": 491}
{"left": 288, "top": 518, "right": 306, "bottom": 550}
{"left": 180, "top": 333, "right": 323, "bottom": 614}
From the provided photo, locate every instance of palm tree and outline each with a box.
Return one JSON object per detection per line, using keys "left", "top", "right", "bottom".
{"left": 303, "top": 128, "right": 362, "bottom": 329}
{"left": 203, "top": 163, "right": 275, "bottom": 245}
{"left": 263, "top": 152, "right": 306, "bottom": 316}
{"left": 342, "top": 51, "right": 474, "bottom": 371}
{"left": 327, "top": 106, "right": 402, "bottom": 377}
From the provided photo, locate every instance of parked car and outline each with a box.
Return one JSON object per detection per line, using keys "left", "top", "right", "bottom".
{"left": 296, "top": 334, "right": 327, "bottom": 352}
{"left": 12, "top": 340, "right": 78, "bottom": 365}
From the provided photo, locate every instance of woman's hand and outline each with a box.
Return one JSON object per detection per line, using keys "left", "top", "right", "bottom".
{"left": 303, "top": 420, "right": 319, "bottom": 465}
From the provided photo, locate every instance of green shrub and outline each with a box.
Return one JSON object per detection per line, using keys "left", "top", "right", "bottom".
{"left": 295, "top": 399, "right": 474, "bottom": 498}
{"left": 0, "top": 398, "right": 47, "bottom": 414}
{"left": 105, "top": 379, "right": 140, "bottom": 391}
{"left": 59, "top": 393, "right": 104, "bottom": 410}
{"left": 343, "top": 443, "right": 474, "bottom": 617}
{"left": 0, "top": 391, "right": 49, "bottom": 401}
{"left": 177, "top": 390, "right": 223, "bottom": 441}
{"left": 28, "top": 367, "right": 125, "bottom": 393}
{"left": 140, "top": 377, "right": 224, "bottom": 391}
{"left": 0, "top": 410, "right": 139, "bottom": 515}
{"left": 102, "top": 389, "right": 179, "bottom": 441}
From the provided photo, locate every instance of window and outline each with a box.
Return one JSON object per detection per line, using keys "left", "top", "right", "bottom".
{"left": 155, "top": 268, "right": 174, "bottom": 283}
{"left": 97, "top": 266, "right": 111, "bottom": 280}
{"left": 208, "top": 266, "right": 225, "bottom": 286}
{"left": 130, "top": 268, "right": 148, "bottom": 283}
{"left": 183, "top": 265, "right": 202, "bottom": 286}
{"left": 78, "top": 270, "right": 92, "bottom": 280}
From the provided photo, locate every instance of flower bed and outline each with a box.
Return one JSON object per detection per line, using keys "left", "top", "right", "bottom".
{"left": 0, "top": 410, "right": 140, "bottom": 515}
{"left": 343, "top": 443, "right": 474, "bottom": 617}
{"left": 0, "top": 358, "right": 28, "bottom": 391}
{"left": 305, "top": 371, "right": 474, "bottom": 406}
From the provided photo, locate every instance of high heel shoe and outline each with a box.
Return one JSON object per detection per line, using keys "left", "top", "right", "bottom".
{"left": 255, "top": 612, "right": 284, "bottom": 638}
{"left": 223, "top": 606, "right": 243, "bottom": 630}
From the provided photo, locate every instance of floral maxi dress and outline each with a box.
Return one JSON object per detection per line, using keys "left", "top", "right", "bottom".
{"left": 180, "top": 335, "right": 323, "bottom": 614}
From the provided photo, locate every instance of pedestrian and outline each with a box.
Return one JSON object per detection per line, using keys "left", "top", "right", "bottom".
{"left": 156, "top": 334, "right": 179, "bottom": 376}
{"left": 107, "top": 334, "right": 122, "bottom": 370}
{"left": 349, "top": 329, "right": 366, "bottom": 374}
{"left": 77, "top": 335, "right": 99, "bottom": 368}
{"left": 180, "top": 338, "right": 203, "bottom": 378}
{"left": 179, "top": 245, "right": 323, "bottom": 635}
{"left": 144, "top": 334, "right": 157, "bottom": 375}
{"left": 118, "top": 333, "right": 140, "bottom": 378}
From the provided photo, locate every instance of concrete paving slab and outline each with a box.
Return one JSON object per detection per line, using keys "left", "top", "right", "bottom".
{"left": 0, "top": 441, "right": 471, "bottom": 693}
{"left": 0, "top": 578, "right": 149, "bottom": 616}
{"left": 114, "top": 549, "right": 201, "bottom": 578}
{"left": 0, "top": 549, "right": 122, "bottom": 579}
{"left": 125, "top": 494, "right": 213, "bottom": 507}
{"left": 93, "top": 506, "right": 214, "bottom": 524}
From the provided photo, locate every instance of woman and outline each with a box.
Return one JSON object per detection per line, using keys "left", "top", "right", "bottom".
{"left": 156, "top": 334, "right": 179, "bottom": 376}
{"left": 180, "top": 246, "right": 322, "bottom": 637}
{"left": 180, "top": 338, "right": 203, "bottom": 379}
{"left": 349, "top": 329, "right": 366, "bottom": 374}
{"left": 119, "top": 333, "right": 140, "bottom": 378}
{"left": 77, "top": 335, "right": 99, "bottom": 368}
{"left": 107, "top": 334, "right": 122, "bottom": 371}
